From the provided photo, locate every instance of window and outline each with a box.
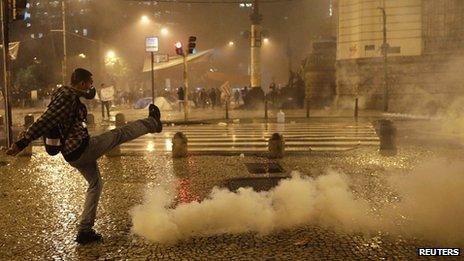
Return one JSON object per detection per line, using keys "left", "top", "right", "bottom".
{"left": 365, "top": 45, "right": 375, "bottom": 51}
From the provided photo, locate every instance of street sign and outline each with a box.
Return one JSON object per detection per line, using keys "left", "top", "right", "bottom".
{"left": 220, "top": 81, "right": 231, "bottom": 97}
{"left": 146, "top": 36, "right": 159, "bottom": 52}
{"left": 154, "top": 54, "right": 169, "bottom": 63}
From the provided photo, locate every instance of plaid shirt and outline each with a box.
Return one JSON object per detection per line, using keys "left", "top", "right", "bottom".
{"left": 16, "top": 86, "right": 89, "bottom": 159}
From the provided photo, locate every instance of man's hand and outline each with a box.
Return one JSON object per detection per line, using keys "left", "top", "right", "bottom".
{"left": 6, "top": 143, "right": 22, "bottom": 156}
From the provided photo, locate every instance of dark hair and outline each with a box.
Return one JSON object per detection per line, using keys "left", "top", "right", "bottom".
{"left": 71, "top": 68, "right": 92, "bottom": 85}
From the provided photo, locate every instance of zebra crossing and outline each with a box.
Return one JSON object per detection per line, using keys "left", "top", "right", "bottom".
{"left": 117, "top": 120, "right": 380, "bottom": 153}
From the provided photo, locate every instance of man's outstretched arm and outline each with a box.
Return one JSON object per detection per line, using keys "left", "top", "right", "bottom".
{"left": 8, "top": 92, "right": 75, "bottom": 155}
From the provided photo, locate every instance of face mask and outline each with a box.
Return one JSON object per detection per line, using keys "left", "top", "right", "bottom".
{"left": 83, "top": 87, "right": 96, "bottom": 99}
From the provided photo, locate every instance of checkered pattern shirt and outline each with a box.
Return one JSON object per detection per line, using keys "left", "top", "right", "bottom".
{"left": 16, "top": 86, "right": 89, "bottom": 157}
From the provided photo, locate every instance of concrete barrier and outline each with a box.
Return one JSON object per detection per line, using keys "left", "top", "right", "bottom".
{"left": 378, "top": 119, "right": 397, "bottom": 156}
{"left": 86, "top": 113, "right": 95, "bottom": 126}
{"left": 19, "top": 114, "right": 34, "bottom": 157}
{"left": 268, "top": 133, "right": 285, "bottom": 158}
{"left": 172, "top": 132, "right": 188, "bottom": 158}
{"left": 115, "top": 113, "right": 126, "bottom": 126}
{"left": 24, "top": 114, "right": 34, "bottom": 127}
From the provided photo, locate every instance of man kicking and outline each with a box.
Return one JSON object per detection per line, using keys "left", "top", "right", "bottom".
{"left": 6, "top": 68, "right": 163, "bottom": 244}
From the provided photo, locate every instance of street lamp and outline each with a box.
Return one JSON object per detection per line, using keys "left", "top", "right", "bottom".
{"left": 263, "top": 38, "right": 269, "bottom": 44}
{"left": 228, "top": 41, "right": 235, "bottom": 47}
{"left": 140, "top": 15, "right": 150, "bottom": 25}
{"left": 106, "top": 50, "right": 116, "bottom": 59}
{"left": 161, "top": 27, "right": 169, "bottom": 36}
{"left": 78, "top": 53, "right": 86, "bottom": 59}
{"left": 105, "top": 50, "right": 117, "bottom": 66}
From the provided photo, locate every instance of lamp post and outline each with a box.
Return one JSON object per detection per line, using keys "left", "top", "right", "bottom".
{"left": 61, "top": 0, "right": 67, "bottom": 85}
{"left": 1, "top": 0, "right": 12, "bottom": 147}
{"left": 250, "top": 0, "right": 262, "bottom": 89}
{"left": 379, "top": 7, "right": 389, "bottom": 112}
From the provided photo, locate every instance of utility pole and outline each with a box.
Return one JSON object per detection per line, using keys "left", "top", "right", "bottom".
{"left": 61, "top": 0, "right": 67, "bottom": 85}
{"left": 1, "top": 0, "right": 12, "bottom": 147}
{"left": 250, "top": 0, "right": 262, "bottom": 89}
{"left": 287, "top": 37, "right": 292, "bottom": 76}
{"left": 151, "top": 51, "right": 155, "bottom": 103}
{"left": 182, "top": 54, "right": 188, "bottom": 122}
{"left": 379, "top": 7, "right": 389, "bottom": 112}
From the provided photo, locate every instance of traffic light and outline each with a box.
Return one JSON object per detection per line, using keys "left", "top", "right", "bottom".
{"left": 188, "top": 36, "right": 197, "bottom": 54}
{"left": 175, "top": 41, "right": 184, "bottom": 56}
{"left": 12, "top": 0, "right": 30, "bottom": 21}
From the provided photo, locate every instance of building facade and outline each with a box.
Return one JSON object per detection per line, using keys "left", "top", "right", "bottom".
{"left": 336, "top": 0, "right": 464, "bottom": 114}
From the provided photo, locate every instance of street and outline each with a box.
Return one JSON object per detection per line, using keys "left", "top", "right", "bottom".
{"left": 1, "top": 118, "right": 462, "bottom": 260}
{"left": 92, "top": 119, "right": 379, "bottom": 154}
{"left": 2, "top": 0, "right": 464, "bottom": 259}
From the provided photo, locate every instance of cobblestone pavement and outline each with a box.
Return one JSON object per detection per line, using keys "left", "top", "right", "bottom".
{"left": 1, "top": 136, "right": 462, "bottom": 260}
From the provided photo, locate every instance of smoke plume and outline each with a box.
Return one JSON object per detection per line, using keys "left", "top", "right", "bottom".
{"left": 130, "top": 160, "right": 464, "bottom": 245}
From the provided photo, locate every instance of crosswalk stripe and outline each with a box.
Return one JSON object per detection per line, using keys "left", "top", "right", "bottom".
{"left": 115, "top": 121, "right": 379, "bottom": 153}
{"left": 31, "top": 121, "right": 380, "bottom": 153}
{"left": 126, "top": 137, "right": 379, "bottom": 142}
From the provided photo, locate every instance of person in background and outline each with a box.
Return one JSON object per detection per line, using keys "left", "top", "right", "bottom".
{"left": 234, "top": 89, "right": 241, "bottom": 105}
{"left": 99, "top": 83, "right": 111, "bottom": 119}
{"left": 177, "top": 86, "right": 185, "bottom": 111}
{"left": 209, "top": 88, "right": 217, "bottom": 109}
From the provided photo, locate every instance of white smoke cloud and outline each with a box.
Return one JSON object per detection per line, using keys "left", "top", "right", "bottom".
{"left": 383, "top": 159, "right": 464, "bottom": 244}
{"left": 130, "top": 160, "right": 464, "bottom": 245}
{"left": 130, "top": 171, "right": 374, "bottom": 243}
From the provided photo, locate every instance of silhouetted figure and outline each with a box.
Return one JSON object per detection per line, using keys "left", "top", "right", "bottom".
{"left": 99, "top": 83, "right": 112, "bottom": 119}
{"left": 200, "top": 89, "right": 208, "bottom": 108}
{"left": 209, "top": 88, "right": 217, "bottom": 108}
{"left": 234, "top": 89, "right": 241, "bottom": 105}
{"left": 214, "top": 87, "right": 221, "bottom": 107}
{"left": 177, "top": 86, "right": 185, "bottom": 111}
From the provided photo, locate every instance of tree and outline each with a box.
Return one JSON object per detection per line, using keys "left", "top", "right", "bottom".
{"left": 13, "top": 63, "right": 53, "bottom": 103}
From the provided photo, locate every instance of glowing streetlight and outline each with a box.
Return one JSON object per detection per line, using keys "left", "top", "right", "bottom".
{"left": 161, "top": 27, "right": 169, "bottom": 36}
{"left": 140, "top": 15, "right": 150, "bottom": 24}
{"left": 78, "top": 53, "right": 86, "bottom": 59}
{"left": 106, "top": 50, "right": 116, "bottom": 59}
{"left": 228, "top": 41, "right": 235, "bottom": 47}
{"left": 263, "top": 38, "right": 269, "bottom": 44}
{"left": 105, "top": 50, "right": 118, "bottom": 66}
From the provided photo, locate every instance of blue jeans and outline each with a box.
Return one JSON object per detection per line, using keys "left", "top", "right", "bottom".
{"left": 69, "top": 118, "right": 157, "bottom": 232}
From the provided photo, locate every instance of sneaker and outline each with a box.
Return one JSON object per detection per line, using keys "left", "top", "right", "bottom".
{"left": 76, "top": 229, "right": 103, "bottom": 245}
{"left": 148, "top": 104, "right": 163, "bottom": 133}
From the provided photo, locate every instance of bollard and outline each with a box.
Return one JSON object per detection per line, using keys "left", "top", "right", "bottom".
{"left": 172, "top": 132, "right": 188, "bottom": 158}
{"left": 268, "top": 133, "right": 285, "bottom": 158}
{"left": 378, "top": 119, "right": 397, "bottom": 156}
{"left": 19, "top": 114, "right": 34, "bottom": 157}
{"left": 306, "top": 100, "right": 310, "bottom": 118}
{"left": 225, "top": 100, "right": 229, "bottom": 120}
{"left": 264, "top": 95, "right": 268, "bottom": 120}
{"left": 115, "top": 113, "right": 126, "bottom": 126}
{"left": 354, "top": 98, "right": 359, "bottom": 119}
{"left": 86, "top": 113, "right": 95, "bottom": 126}
{"left": 24, "top": 114, "right": 34, "bottom": 127}
{"left": 107, "top": 113, "right": 126, "bottom": 156}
